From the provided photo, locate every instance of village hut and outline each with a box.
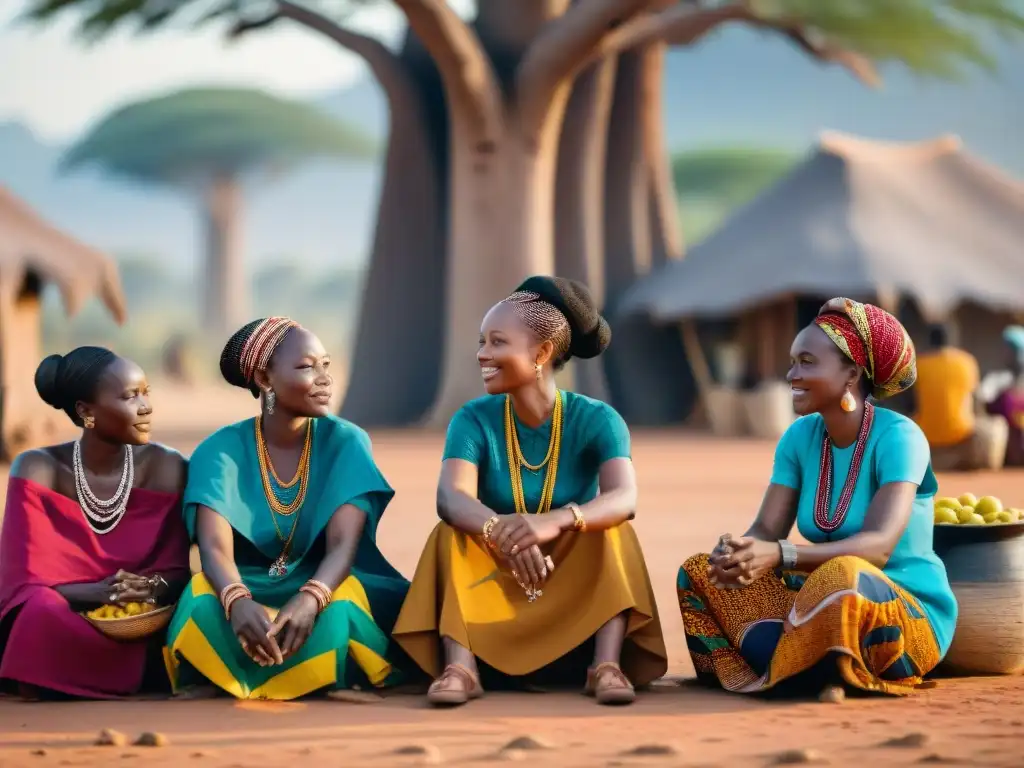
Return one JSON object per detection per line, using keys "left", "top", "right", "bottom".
{"left": 0, "top": 186, "right": 126, "bottom": 460}
{"left": 618, "top": 133, "right": 1024, "bottom": 438}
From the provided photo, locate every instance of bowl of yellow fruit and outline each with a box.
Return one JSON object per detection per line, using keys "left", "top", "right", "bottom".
{"left": 931, "top": 493, "right": 1024, "bottom": 676}
{"left": 82, "top": 601, "right": 174, "bottom": 641}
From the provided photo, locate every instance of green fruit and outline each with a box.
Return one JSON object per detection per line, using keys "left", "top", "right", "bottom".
{"left": 974, "top": 496, "right": 1004, "bottom": 518}
{"left": 935, "top": 497, "right": 962, "bottom": 512}
{"left": 968, "top": 513, "right": 985, "bottom": 525}
{"left": 958, "top": 493, "right": 979, "bottom": 507}
{"left": 956, "top": 506, "right": 976, "bottom": 524}
{"left": 934, "top": 508, "right": 959, "bottom": 525}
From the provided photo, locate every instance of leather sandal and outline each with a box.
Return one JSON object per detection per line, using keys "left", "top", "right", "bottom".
{"left": 426, "top": 662, "right": 483, "bottom": 707}
{"left": 584, "top": 662, "right": 636, "bottom": 706}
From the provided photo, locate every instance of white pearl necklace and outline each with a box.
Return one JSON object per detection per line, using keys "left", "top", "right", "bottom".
{"left": 73, "top": 440, "right": 134, "bottom": 534}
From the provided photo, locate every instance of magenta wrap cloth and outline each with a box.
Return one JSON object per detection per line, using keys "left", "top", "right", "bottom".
{"left": 0, "top": 478, "right": 190, "bottom": 698}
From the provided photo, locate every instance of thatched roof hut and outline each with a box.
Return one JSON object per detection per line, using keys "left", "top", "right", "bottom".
{"left": 0, "top": 186, "right": 126, "bottom": 459}
{"left": 618, "top": 133, "right": 1024, "bottom": 432}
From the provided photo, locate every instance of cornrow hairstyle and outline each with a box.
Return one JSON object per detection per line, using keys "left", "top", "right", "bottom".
{"left": 503, "top": 276, "right": 611, "bottom": 369}
{"left": 35, "top": 346, "right": 119, "bottom": 425}
{"left": 220, "top": 317, "right": 300, "bottom": 397}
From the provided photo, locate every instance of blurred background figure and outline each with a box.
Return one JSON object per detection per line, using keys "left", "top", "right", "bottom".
{"left": 983, "top": 327, "right": 1024, "bottom": 468}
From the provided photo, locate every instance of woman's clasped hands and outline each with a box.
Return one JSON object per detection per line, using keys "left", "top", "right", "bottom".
{"left": 230, "top": 591, "right": 320, "bottom": 667}
{"left": 489, "top": 515, "right": 559, "bottom": 590}
{"left": 707, "top": 534, "right": 781, "bottom": 589}
{"left": 100, "top": 570, "right": 169, "bottom": 605}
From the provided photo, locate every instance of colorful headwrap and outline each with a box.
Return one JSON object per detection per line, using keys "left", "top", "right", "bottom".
{"left": 500, "top": 291, "right": 572, "bottom": 361}
{"left": 238, "top": 316, "right": 300, "bottom": 384}
{"left": 813, "top": 297, "right": 916, "bottom": 400}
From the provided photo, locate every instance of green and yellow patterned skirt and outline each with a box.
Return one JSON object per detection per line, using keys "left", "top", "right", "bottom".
{"left": 677, "top": 554, "right": 941, "bottom": 696}
{"left": 164, "top": 573, "right": 400, "bottom": 700}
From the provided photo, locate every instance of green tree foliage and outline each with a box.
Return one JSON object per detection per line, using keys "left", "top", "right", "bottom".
{"left": 62, "top": 87, "right": 376, "bottom": 184}
{"left": 672, "top": 147, "right": 798, "bottom": 208}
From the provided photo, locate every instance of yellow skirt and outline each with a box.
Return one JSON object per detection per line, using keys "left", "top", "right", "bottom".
{"left": 677, "top": 554, "right": 942, "bottom": 696}
{"left": 392, "top": 521, "right": 667, "bottom": 686}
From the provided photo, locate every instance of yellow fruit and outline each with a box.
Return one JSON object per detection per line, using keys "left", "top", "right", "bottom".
{"left": 968, "top": 513, "right": 985, "bottom": 525}
{"left": 974, "top": 496, "right": 1003, "bottom": 518}
{"left": 995, "top": 511, "right": 1013, "bottom": 524}
{"left": 956, "top": 506, "right": 976, "bottom": 524}
{"left": 934, "top": 508, "right": 959, "bottom": 525}
{"left": 959, "top": 493, "right": 979, "bottom": 507}
{"left": 934, "top": 497, "right": 962, "bottom": 512}
{"left": 1008, "top": 508, "right": 1023, "bottom": 522}
{"left": 983, "top": 511, "right": 1000, "bottom": 523}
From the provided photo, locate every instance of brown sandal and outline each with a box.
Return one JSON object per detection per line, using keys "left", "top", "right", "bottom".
{"left": 426, "top": 662, "right": 483, "bottom": 707}
{"left": 584, "top": 662, "right": 636, "bottom": 706}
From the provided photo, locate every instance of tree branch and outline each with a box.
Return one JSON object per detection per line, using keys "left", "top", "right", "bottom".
{"left": 516, "top": 0, "right": 655, "bottom": 137}
{"left": 392, "top": 0, "right": 502, "bottom": 146}
{"left": 603, "top": 2, "right": 880, "bottom": 87}
{"left": 228, "top": 2, "right": 416, "bottom": 99}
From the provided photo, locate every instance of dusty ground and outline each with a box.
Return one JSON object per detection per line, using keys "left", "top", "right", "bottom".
{"left": 1, "top": 384, "right": 1023, "bottom": 766}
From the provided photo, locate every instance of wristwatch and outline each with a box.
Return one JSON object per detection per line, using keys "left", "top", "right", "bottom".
{"left": 778, "top": 539, "right": 799, "bottom": 570}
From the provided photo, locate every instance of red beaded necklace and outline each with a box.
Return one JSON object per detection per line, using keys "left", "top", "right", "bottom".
{"left": 813, "top": 401, "right": 875, "bottom": 534}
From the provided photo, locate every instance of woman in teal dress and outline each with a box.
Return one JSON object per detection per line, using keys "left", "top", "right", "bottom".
{"left": 677, "top": 298, "right": 957, "bottom": 697}
{"left": 165, "top": 317, "right": 409, "bottom": 700}
{"left": 393, "top": 276, "right": 667, "bottom": 707}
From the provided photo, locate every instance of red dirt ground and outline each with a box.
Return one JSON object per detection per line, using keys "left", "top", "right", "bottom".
{"left": 1, "top": 416, "right": 1023, "bottom": 767}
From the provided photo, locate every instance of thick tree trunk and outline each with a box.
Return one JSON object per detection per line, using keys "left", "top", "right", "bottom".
{"left": 602, "top": 45, "right": 694, "bottom": 425}
{"left": 201, "top": 174, "right": 246, "bottom": 340}
{"left": 340, "top": 34, "right": 450, "bottom": 426}
{"left": 554, "top": 57, "right": 618, "bottom": 400}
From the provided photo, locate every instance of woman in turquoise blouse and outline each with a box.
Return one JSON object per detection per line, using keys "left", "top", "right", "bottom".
{"left": 393, "top": 276, "right": 667, "bottom": 707}
{"left": 677, "top": 298, "right": 957, "bottom": 696}
{"left": 165, "top": 318, "right": 410, "bottom": 700}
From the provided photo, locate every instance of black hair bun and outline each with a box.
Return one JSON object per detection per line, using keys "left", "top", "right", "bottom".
{"left": 514, "top": 276, "right": 611, "bottom": 360}
{"left": 34, "top": 353, "right": 65, "bottom": 410}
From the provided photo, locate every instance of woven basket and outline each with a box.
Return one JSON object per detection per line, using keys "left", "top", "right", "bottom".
{"left": 934, "top": 521, "right": 1024, "bottom": 675}
{"left": 82, "top": 604, "right": 174, "bottom": 642}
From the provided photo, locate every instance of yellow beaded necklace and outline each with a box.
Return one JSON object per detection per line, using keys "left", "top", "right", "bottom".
{"left": 503, "top": 391, "right": 563, "bottom": 516}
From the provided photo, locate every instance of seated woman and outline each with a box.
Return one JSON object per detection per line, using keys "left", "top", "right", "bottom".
{"left": 985, "top": 326, "right": 1024, "bottom": 468}
{"left": 165, "top": 318, "right": 409, "bottom": 701}
{"left": 393, "top": 276, "right": 667, "bottom": 707}
{"left": 677, "top": 298, "right": 957, "bottom": 697}
{"left": 0, "top": 347, "right": 190, "bottom": 699}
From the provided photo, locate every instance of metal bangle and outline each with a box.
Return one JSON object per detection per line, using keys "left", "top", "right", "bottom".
{"left": 778, "top": 539, "right": 799, "bottom": 570}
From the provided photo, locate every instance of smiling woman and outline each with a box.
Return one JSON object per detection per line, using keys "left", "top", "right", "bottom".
{"left": 0, "top": 346, "right": 191, "bottom": 699}
{"left": 676, "top": 298, "right": 956, "bottom": 699}
{"left": 164, "top": 318, "right": 411, "bottom": 701}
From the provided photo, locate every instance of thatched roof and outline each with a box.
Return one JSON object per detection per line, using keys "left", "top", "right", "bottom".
{"left": 619, "top": 133, "right": 1024, "bottom": 322}
{"left": 0, "top": 186, "right": 126, "bottom": 323}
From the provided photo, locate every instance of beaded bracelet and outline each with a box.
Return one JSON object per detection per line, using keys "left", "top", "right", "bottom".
{"left": 299, "top": 579, "right": 333, "bottom": 614}
{"left": 567, "top": 502, "right": 587, "bottom": 532}
{"left": 481, "top": 515, "right": 500, "bottom": 549}
{"left": 220, "top": 582, "right": 252, "bottom": 621}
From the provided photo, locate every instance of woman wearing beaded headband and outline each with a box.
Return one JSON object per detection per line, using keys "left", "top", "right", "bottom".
{"left": 393, "top": 276, "right": 667, "bottom": 707}
{"left": 165, "top": 318, "right": 410, "bottom": 700}
{"left": 0, "top": 347, "right": 190, "bottom": 699}
{"left": 677, "top": 298, "right": 957, "bottom": 697}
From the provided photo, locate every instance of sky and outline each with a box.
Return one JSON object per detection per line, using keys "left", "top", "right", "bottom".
{"left": 0, "top": 3, "right": 410, "bottom": 143}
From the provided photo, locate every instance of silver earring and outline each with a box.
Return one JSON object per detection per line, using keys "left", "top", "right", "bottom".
{"left": 265, "top": 389, "right": 276, "bottom": 414}
{"left": 535, "top": 363, "right": 543, "bottom": 381}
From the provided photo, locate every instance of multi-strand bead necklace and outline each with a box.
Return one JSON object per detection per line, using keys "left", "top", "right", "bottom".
{"left": 255, "top": 416, "right": 313, "bottom": 577}
{"left": 73, "top": 440, "right": 134, "bottom": 535}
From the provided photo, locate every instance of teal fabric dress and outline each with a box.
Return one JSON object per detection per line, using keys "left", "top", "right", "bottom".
{"left": 164, "top": 415, "right": 410, "bottom": 700}
{"left": 770, "top": 407, "right": 958, "bottom": 655}
{"left": 392, "top": 391, "right": 669, "bottom": 687}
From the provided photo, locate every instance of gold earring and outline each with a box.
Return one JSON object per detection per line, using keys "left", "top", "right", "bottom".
{"left": 83, "top": 416, "right": 95, "bottom": 429}
{"left": 535, "top": 363, "right": 543, "bottom": 381}
{"left": 841, "top": 389, "right": 857, "bottom": 413}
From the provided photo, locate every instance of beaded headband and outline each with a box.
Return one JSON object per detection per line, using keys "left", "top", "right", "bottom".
{"left": 239, "top": 317, "right": 299, "bottom": 384}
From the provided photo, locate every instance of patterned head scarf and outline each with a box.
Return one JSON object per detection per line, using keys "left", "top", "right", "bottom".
{"left": 220, "top": 316, "right": 300, "bottom": 397}
{"left": 1003, "top": 325, "right": 1024, "bottom": 355}
{"left": 813, "top": 297, "right": 916, "bottom": 400}
{"left": 499, "top": 291, "right": 573, "bottom": 362}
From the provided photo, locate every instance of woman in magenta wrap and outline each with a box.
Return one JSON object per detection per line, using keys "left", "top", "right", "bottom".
{"left": 0, "top": 347, "right": 190, "bottom": 699}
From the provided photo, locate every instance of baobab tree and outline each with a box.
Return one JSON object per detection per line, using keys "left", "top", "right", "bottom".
{"left": 61, "top": 86, "right": 375, "bottom": 337}
{"left": 28, "top": 0, "right": 1024, "bottom": 425}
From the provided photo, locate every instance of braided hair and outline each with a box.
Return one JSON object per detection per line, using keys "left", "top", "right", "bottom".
{"left": 220, "top": 317, "right": 299, "bottom": 397}
{"left": 35, "top": 347, "right": 119, "bottom": 425}
{"left": 500, "top": 276, "right": 611, "bottom": 370}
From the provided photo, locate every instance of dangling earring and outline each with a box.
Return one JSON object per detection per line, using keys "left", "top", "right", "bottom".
{"left": 83, "top": 416, "right": 95, "bottom": 430}
{"left": 535, "top": 363, "right": 543, "bottom": 382}
{"left": 265, "top": 389, "right": 276, "bottom": 415}
{"left": 840, "top": 388, "right": 857, "bottom": 413}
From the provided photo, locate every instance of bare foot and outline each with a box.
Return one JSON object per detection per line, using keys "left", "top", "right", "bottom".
{"left": 325, "top": 689, "right": 384, "bottom": 704}
{"left": 173, "top": 685, "right": 219, "bottom": 700}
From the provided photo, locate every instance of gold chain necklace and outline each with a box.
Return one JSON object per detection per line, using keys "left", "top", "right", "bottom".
{"left": 255, "top": 417, "right": 312, "bottom": 577}
{"left": 503, "top": 392, "right": 563, "bottom": 516}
